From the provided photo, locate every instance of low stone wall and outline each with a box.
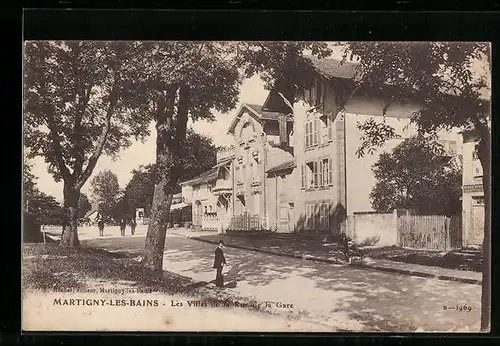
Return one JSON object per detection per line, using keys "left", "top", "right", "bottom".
{"left": 348, "top": 210, "right": 398, "bottom": 247}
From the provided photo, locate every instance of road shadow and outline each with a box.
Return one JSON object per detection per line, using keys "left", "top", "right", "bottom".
{"left": 83, "top": 234, "right": 481, "bottom": 332}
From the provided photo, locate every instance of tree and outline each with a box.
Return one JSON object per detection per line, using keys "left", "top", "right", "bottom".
{"left": 23, "top": 159, "right": 64, "bottom": 224}
{"left": 90, "top": 170, "right": 121, "bottom": 222}
{"left": 23, "top": 160, "right": 39, "bottom": 210}
{"left": 125, "top": 164, "right": 156, "bottom": 218}
{"left": 77, "top": 193, "right": 92, "bottom": 219}
{"left": 24, "top": 41, "right": 152, "bottom": 247}
{"left": 342, "top": 42, "right": 491, "bottom": 331}
{"left": 135, "top": 42, "right": 333, "bottom": 273}
{"left": 370, "top": 137, "right": 462, "bottom": 215}
{"left": 131, "top": 42, "right": 242, "bottom": 272}
{"left": 124, "top": 130, "right": 218, "bottom": 218}
{"left": 29, "top": 193, "right": 64, "bottom": 225}
{"left": 236, "top": 42, "right": 332, "bottom": 106}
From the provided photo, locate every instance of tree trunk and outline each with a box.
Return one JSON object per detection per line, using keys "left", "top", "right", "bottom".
{"left": 143, "top": 84, "right": 190, "bottom": 273}
{"left": 477, "top": 127, "right": 491, "bottom": 332}
{"left": 60, "top": 183, "right": 81, "bottom": 248}
{"left": 143, "top": 175, "right": 174, "bottom": 272}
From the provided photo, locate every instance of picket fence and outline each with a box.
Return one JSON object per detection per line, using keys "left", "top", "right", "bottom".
{"left": 229, "top": 212, "right": 262, "bottom": 231}
{"left": 397, "top": 214, "right": 461, "bottom": 251}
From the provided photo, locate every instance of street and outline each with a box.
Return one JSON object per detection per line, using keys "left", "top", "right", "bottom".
{"left": 83, "top": 230, "right": 481, "bottom": 332}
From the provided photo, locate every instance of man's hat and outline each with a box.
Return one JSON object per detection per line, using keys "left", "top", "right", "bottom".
{"left": 218, "top": 240, "right": 225, "bottom": 245}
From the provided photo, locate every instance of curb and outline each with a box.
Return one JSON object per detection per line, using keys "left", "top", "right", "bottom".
{"left": 178, "top": 233, "right": 482, "bottom": 286}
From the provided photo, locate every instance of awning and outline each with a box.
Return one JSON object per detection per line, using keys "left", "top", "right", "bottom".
{"left": 266, "top": 160, "right": 296, "bottom": 174}
{"left": 170, "top": 202, "right": 190, "bottom": 211}
{"left": 214, "top": 157, "right": 232, "bottom": 168}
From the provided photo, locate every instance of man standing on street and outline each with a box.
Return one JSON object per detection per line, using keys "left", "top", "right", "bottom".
{"left": 119, "top": 218, "right": 126, "bottom": 237}
{"left": 213, "top": 240, "right": 227, "bottom": 288}
{"left": 97, "top": 218, "right": 105, "bottom": 237}
{"left": 130, "top": 218, "right": 136, "bottom": 236}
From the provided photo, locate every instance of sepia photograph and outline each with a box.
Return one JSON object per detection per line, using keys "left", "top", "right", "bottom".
{"left": 22, "top": 40, "right": 491, "bottom": 333}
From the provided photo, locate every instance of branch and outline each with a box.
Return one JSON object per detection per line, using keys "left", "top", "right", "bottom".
{"left": 43, "top": 109, "right": 72, "bottom": 182}
{"left": 73, "top": 84, "right": 94, "bottom": 178}
{"left": 76, "top": 82, "right": 119, "bottom": 190}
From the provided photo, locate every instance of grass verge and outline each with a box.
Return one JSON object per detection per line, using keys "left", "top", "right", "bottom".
{"left": 22, "top": 243, "right": 270, "bottom": 314}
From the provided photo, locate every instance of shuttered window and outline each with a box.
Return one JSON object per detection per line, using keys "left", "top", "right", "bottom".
{"left": 328, "top": 158, "right": 333, "bottom": 185}
{"left": 301, "top": 164, "right": 306, "bottom": 189}
{"left": 320, "top": 203, "right": 329, "bottom": 230}
{"left": 305, "top": 204, "right": 315, "bottom": 230}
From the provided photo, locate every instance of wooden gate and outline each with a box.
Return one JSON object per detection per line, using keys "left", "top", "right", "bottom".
{"left": 397, "top": 215, "right": 460, "bottom": 251}
{"left": 470, "top": 205, "right": 484, "bottom": 245}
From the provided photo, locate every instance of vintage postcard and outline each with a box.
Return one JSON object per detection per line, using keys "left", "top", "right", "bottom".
{"left": 22, "top": 40, "right": 491, "bottom": 332}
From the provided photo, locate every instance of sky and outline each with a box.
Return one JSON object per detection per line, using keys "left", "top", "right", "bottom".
{"left": 30, "top": 75, "right": 270, "bottom": 202}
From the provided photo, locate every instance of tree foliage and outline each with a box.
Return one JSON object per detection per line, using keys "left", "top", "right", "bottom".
{"left": 124, "top": 130, "right": 217, "bottom": 217}
{"left": 236, "top": 41, "right": 332, "bottom": 102}
{"left": 370, "top": 137, "right": 462, "bottom": 215}
{"left": 343, "top": 41, "right": 491, "bottom": 331}
{"left": 77, "top": 193, "right": 92, "bottom": 219}
{"left": 90, "top": 170, "right": 121, "bottom": 221}
{"left": 24, "top": 41, "right": 153, "bottom": 246}
{"left": 131, "top": 42, "right": 244, "bottom": 271}
{"left": 23, "top": 160, "right": 39, "bottom": 209}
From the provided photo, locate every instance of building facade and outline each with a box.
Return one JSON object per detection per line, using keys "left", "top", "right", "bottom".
{"left": 461, "top": 131, "right": 485, "bottom": 247}
{"left": 181, "top": 58, "right": 460, "bottom": 238}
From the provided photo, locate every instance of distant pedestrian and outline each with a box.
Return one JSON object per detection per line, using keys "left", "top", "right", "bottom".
{"left": 213, "top": 240, "right": 227, "bottom": 288}
{"left": 130, "top": 218, "right": 136, "bottom": 236}
{"left": 97, "top": 219, "right": 105, "bottom": 237}
{"left": 120, "top": 218, "right": 126, "bottom": 236}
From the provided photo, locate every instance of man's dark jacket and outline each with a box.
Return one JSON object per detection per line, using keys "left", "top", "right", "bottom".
{"left": 213, "top": 247, "right": 226, "bottom": 269}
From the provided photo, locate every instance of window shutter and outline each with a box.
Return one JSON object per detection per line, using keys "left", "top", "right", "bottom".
{"left": 328, "top": 158, "right": 333, "bottom": 185}
{"left": 301, "top": 164, "right": 305, "bottom": 188}
{"left": 318, "top": 160, "right": 324, "bottom": 187}
{"left": 313, "top": 119, "right": 318, "bottom": 145}
{"left": 313, "top": 161, "right": 318, "bottom": 187}
{"left": 304, "top": 122, "right": 307, "bottom": 147}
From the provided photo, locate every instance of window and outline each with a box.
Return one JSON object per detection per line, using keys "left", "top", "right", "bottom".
{"left": 305, "top": 161, "right": 318, "bottom": 189}
{"left": 304, "top": 158, "right": 333, "bottom": 190}
{"left": 204, "top": 206, "right": 208, "bottom": 214}
{"left": 305, "top": 121, "right": 312, "bottom": 148}
{"left": 305, "top": 118, "right": 320, "bottom": 148}
{"left": 320, "top": 158, "right": 333, "bottom": 186}
{"left": 305, "top": 204, "right": 315, "bottom": 230}
{"left": 319, "top": 203, "right": 329, "bottom": 230}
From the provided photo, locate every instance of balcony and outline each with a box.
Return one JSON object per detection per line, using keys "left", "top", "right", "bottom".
{"left": 212, "top": 179, "right": 233, "bottom": 196}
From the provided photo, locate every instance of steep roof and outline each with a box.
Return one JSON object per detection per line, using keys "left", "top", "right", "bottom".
{"left": 227, "top": 103, "right": 292, "bottom": 134}
{"left": 306, "top": 56, "right": 361, "bottom": 81}
{"left": 179, "top": 167, "right": 218, "bottom": 186}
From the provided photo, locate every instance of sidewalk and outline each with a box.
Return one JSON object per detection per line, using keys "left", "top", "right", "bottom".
{"left": 172, "top": 228, "right": 482, "bottom": 286}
